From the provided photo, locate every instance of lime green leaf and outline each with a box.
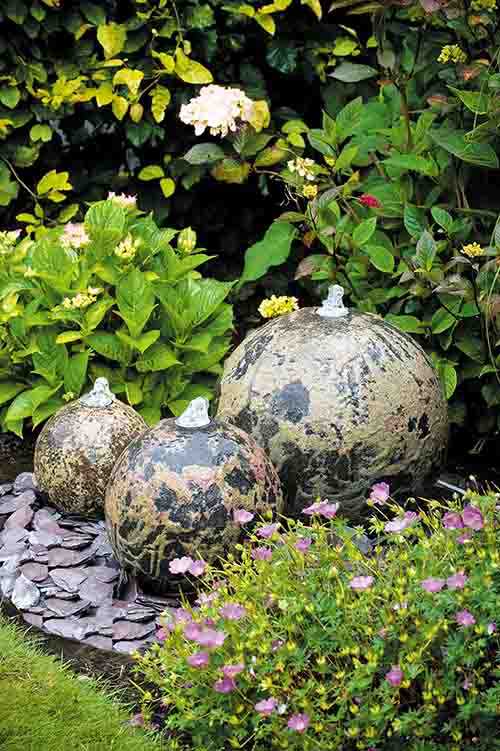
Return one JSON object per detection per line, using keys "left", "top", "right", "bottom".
{"left": 136, "top": 342, "right": 179, "bottom": 372}
{"left": 0, "top": 382, "right": 26, "bottom": 407}
{"left": 151, "top": 85, "right": 171, "bottom": 123}
{"left": 64, "top": 351, "right": 90, "bottom": 396}
{"left": 138, "top": 165, "right": 165, "bottom": 181}
{"left": 211, "top": 159, "right": 251, "bottom": 184}
{"left": 113, "top": 68, "right": 144, "bottom": 95}
{"left": 183, "top": 143, "right": 226, "bottom": 165}
{"left": 160, "top": 178, "right": 176, "bottom": 198}
{"left": 352, "top": 217, "right": 377, "bottom": 247}
{"left": 125, "top": 380, "right": 143, "bottom": 405}
{"left": 112, "top": 95, "right": 129, "bottom": 120}
{"left": 364, "top": 245, "right": 394, "bottom": 273}
{"left": 335, "top": 145, "right": 358, "bottom": 171}
{"left": 30, "top": 124, "right": 52, "bottom": 142}
{"left": 301, "top": 0, "right": 322, "bottom": 18}
{"left": 97, "top": 22, "right": 127, "bottom": 59}
{"left": 86, "top": 332, "right": 130, "bottom": 363}
{"left": 37, "top": 170, "right": 71, "bottom": 195}
{"left": 56, "top": 331, "right": 82, "bottom": 344}
{"left": 254, "top": 13, "right": 275, "bottom": 35}
{"left": 239, "top": 222, "right": 297, "bottom": 286}
{"left": 0, "top": 86, "right": 21, "bottom": 109}
{"left": 84, "top": 298, "right": 114, "bottom": 332}
{"left": 175, "top": 49, "right": 213, "bottom": 84}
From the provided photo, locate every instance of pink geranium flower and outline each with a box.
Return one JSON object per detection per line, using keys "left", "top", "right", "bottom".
{"left": 384, "top": 511, "right": 418, "bottom": 533}
{"left": 421, "top": 577, "right": 445, "bottom": 593}
{"left": 255, "top": 698, "right": 277, "bottom": 716}
{"left": 287, "top": 713, "right": 310, "bottom": 733}
{"left": 369, "top": 482, "right": 390, "bottom": 505}
{"left": 385, "top": 665, "right": 403, "bottom": 687}
{"left": 455, "top": 609, "right": 475, "bottom": 627}
{"left": 187, "top": 652, "right": 210, "bottom": 668}
{"left": 184, "top": 622, "right": 203, "bottom": 641}
{"left": 349, "top": 575, "right": 374, "bottom": 591}
{"left": 295, "top": 537, "right": 312, "bottom": 553}
{"left": 252, "top": 546, "right": 272, "bottom": 561}
{"left": 303, "top": 500, "right": 339, "bottom": 519}
{"left": 189, "top": 559, "right": 207, "bottom": 577}
{"left": 233, "top": 509, "right": 255, "bottom": 524}
{"left": 169, "top": 556, "right": 193, "bottom": 574}
{"left": 457, "top": 530, "right": 473, "bottom": 544}
{"left": 446, "top": 571, "right": 468, "bottom": 590}
{"left": 213, "top": 677, "right": 236, "bottom": 694}
{"left": 443, "top": 512, "right": 464, "bottom": 530}
{"left": 257, "top": 523, "right": 280, "bottom": 539}
{"left": 487, "top": 622, "right": 496, "bottom": 634}
{"left": 222, "top": 663, "right": 245, "bottom": 679}
{"left": 220, "top": 603, "right": 247, "bottom": 621}
{"left": 462, "top": 505, "right": 484, "bottom": 530}
{"left": 196, "top": 628, "right": 227, "bottom": 649}
{"left": 156, "top": 628, "right": 168, "bottom": 641}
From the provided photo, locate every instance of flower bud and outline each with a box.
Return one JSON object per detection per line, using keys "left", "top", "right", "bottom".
{"left": 177, "top": 227, "right": 197, "bottom": 254}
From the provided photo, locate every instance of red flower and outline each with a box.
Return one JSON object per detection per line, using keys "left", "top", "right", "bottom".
{"left": 359, "top": 193, "right": 382, "bottom": 209}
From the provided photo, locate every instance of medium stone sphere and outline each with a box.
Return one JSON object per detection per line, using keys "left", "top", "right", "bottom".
{"left": 105, "top": 398, "right": 283, "bottom": 589}
{"left": 217, "top": 286, "right": 448, "bottom": 519}
{"left": 34, "top": 378, "right": 147, "bottom": 516}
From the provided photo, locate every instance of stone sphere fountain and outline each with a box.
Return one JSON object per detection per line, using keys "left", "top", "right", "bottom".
{"left": 217, "top": 285, "right": 449, "bottom": 519}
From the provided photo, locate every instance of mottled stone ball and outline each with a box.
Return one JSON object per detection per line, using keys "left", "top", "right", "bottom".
{"left": 217, "top": 300, "right": 448, "bottom": 519}
{"left": 105, "top": 405, "right": 283, "bottom": 590}
{"left": 34, "top": 380, "right": 147, "bottom": 516}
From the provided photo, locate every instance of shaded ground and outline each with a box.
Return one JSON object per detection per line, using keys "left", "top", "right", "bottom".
{"left": 0, "top": 615, "right": 168, "bottom": 751}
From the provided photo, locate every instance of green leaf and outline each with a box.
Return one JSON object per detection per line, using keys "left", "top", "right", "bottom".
{"left": 136, "top": 342, "right": 179, "bottom": 372}
{"left": 32, "top": 398, "right": 65, "bottom": 428}
{"left": 97, "top": 22, "right": 127, "bottom": 59}
{"left": 431, "top": 129, "right": 499, "bottom": 169}
{"left": 307, "top": 130, "right": 336, "bottom": 158}
{"left": 56, "top": 331, "right": 82, "bottom": 344}
{"left": 335, "top": 97, "right": 363, "bottom": 143}
{"left": 125, "top": 380, "right": 143, "bottom": 406}
{"left": 266, "top": 42, "right": 298, "bottom": 74}
{"left": 86, "top": 332, "right": 130, "bottom": 363}
{"left": 335, "top": 145, "right": 358, "bottom": 171}
{"left": 431, "top": 207, "right": 453, "bottom": 233}
{"left": 160, "top": 178, "right": 176, "bottom": 198}
{"left": 448, "top": 87, "right": 489, "bottom": 114}
{"left": 138, "top": 165, "right": 165, "bottom": 181}
{"left": 415, "top": 231, "right": 437, "bottom": 271}
{"left": 168, "top": 384, "right": 213, "bottom": 416}
{"left": 352, "top": 217, "right": 377, "bottom": 247}
{"left": 84, "top": 200, "right": 127, "bottom": 250}
{"left": 116, "top": 328, "right": 160, "bottom": 353}
{"left": 84, "top": 298, "right": 114, "bottom": 332}
{"left": 64, "top": 352, "right": 89, "bottom": 396}
{"left": 175, "top": 49, "right": 213, "bottom": 84}
{"left": 431, "top": 308, "right": 456, "bottom": 334}
{"left": 385, "top": 315, "right": 424, "bottom": 334}
{"left": 329, "top": 63, "right": 377, "bottom": 82}
{"left": 6, "top": 384, "right": 61, "bottom": 423}
{"left": 116, "top": 269, "right": 156, "bottom": 339}
{"left": 239, "top": 222, "right": 297, "bottom": 287}
{"left": 0, "top": 86, "right": 21, "bottom": 109}
{"left": 383, "top": 153, "right": 438, "bottom": 177}
{"left": 404, "top": 204, "right": 426, "bottom": 238}
{"left": 151, "top": 85, "right": 171, "bottom": 123}
{"left": 437, "top": 361, "right": 457, "bottom": 399}
{"left": 364, "top": 245, "right": 394, "bottom": 273}
{"left": 183, "top": 143, "right": 226, "bottom": 165}
{"left": 0, "top": 382, "right": 26, "bottom": 407}
{"left": 113, "top": 68, "right": 144, "bottom": 95}
{"left": 81, "top": 1, "right": 106, "bottom": 25}
{"left": 30, "top": 124, "right": 52, "bottom": 143}
{"left": 186, "top": 278, "right": 234, "bottom": 327}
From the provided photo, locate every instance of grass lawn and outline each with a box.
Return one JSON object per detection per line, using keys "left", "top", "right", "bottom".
{"left": 0, "top": 616, "right": 169, "bottom": 751}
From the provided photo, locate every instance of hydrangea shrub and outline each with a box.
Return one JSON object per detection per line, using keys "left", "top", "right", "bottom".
{"left": 136, "top": 491, "right": 500, "bottom": 750}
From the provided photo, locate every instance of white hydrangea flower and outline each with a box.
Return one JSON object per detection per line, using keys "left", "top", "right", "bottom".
{"left": 179, "top": 84, "right": 255, "bottom": 138}
{"left": 107, "top": 192, "right": 137, "bottom": 209}
{"left": 287, "top": 157, "right": 316, "bottom": 181}
{"left": 61, "top": 223, "right": 89, "bottom": 249}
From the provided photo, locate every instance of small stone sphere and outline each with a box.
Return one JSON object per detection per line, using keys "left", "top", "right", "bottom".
{"left": 104, "top": 402, "right": 283, "bottom": 589}
{"left": 217, "top": 295, "right": 448, "bottom": 519}
{"left": 34, "top": 379, "right": 147, "bottom": 516}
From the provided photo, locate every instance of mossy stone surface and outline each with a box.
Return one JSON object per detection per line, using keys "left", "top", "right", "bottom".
{"left": 217, "top": 307, "right": 449, "bottom": 519}
{"left": 105, "top": 417, "right": 283, "bottom": 589}
{"left": 34, "top": 399, "right": 147, "bottom": 516}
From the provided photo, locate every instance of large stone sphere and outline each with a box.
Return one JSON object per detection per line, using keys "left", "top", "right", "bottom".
{"left": 34, "top": 378, "right": 147, "bottom": 516}
{"left": 217, "top": 287, "right": 448, "bottom": 519}
{"left": 105, "top": 398, "right": 283, "bottom": 590}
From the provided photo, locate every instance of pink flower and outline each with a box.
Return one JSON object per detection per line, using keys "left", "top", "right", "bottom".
{"left": 272, "top": 639, "right": 284, "bottom": 651}
{"left": 255, "top": 698, "right": 277, "bottom": 716}
{"left": 378, "top": 628, "right": 388, "bottom": 638}
{"left": 213, "top": 677, "right": 236, "bottom": 694}
{"left": 457, "top": 530, "right": 473, "bottom": 544}
{"left": 462, "top": 505, "right": 484, "bottom": 530}
{"left": 196, "top": 628, "right": 227, "bottom": 649}
{"left": 252, "top": 546, "right": 272, "bottom": 561}
{"left": 384, "top": 511, "right": 418, "bottom": 533}
{"left": 369, "top": 482, "right": 390, "bottom": 505}
{"left": 173, "top": 608, "right": 192, "bottom": 624}
{"left": 421, "top": 577, "right": 445, "bottom": 593}
{"left": 359, "top": 193, "right": 382, "bottom": 209}
{"left": 303, "top": 500, "right": 339, "bottom": 519}
{"left": 349, "top": 575, "right": 374, "bottom": 591}
{"left": 446, "top": 571, "right": 468, "bottom": 590}
{"left": 385, "top": 665, "right": 403, "bottom": 687}
{"left": 169, "top": 556, "right": 194, "bottom": 574}
{"left": 188, "top": 559, "right": 207, "bottom": 577}
{"left": 443, "top": 512, "right": 464, "bottom": 530}
{"left": 196, "top": 591, "right": 218, "bottom": 606}
{"left": 184, "top": 622, "right": 203, "bottom": 641}
{"left": 287, "top": 713, "right": 310, "bottom": 733}
{"left": 233, "top": 509, "right": 255, "bottom": 524}
{"left": 456, "top": 609, "right": 476, "bottom": 627}
{"left": 257, "top": 523, "right": 279, "bottom": 539}
{"left": 487, "top": 622, "right": 496, "bottom": 635}
{"left": 295, "top": 537, "right": 312, "bottom": 553}
{"left": 156, "top": 628, "right": 168, "bottom": 641}
{"left": 462, "top": 678, "right": 472, "bottom": 690}
{"left": 220, "top": 603, "right": 247, "bottom": 621}
{"left": 187, "top": 651, "right": 210, "bottom": 668}
{"left": 222, "top": 663, "right": 245, "bottom": 679}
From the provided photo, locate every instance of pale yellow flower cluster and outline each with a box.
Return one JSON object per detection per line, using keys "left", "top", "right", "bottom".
{"left": 471, "top": 0, "right": 496, "bottom": 9}
{"left": 303, "top": 184, "right": 318, "bottom": 199}
{"left": 115, "top": 234, "right": 140, "bottom": 260}
{"left": 107, "top": 192, "right": 137, "bottom": 209}
{"left": 61, "top": 222, "right": 89, "bottom": 249}
{"left": 180, "top": 85, "right": 255, "bottom": 138}
{"left": 0, "top": 229, "right": 21, "bottom": 254}
{"left": 62, "top": 286, "right": 102, "bottom": 310}
{"left": 438, "top": 45, "right": 467, "bottom": 64}
{"left": 287, "top": 157, "right": 316, "bottom": 181}
{"left": 258, "top": 295, "right": 299, "bottom": 319}
{"left": 63, "top": 391, "right": 75, "bottom": 402}
{"left": 462, "top": 242, "right": 484, "bottom": 258}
